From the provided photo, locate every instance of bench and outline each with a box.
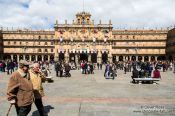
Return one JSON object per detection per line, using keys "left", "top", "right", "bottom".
{"left": 133, "top": 78, "right": 160, "bottom": 84}
{"left": 45, "top": 76, "right": 54, "bottom": 83}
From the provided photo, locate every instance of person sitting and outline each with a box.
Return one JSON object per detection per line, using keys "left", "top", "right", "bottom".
{"left": 153, "top": 67, "right": 161, "bottom": 78}
{"left": 131, "top": 67, "right": 139, "bottom": 83}
{"left": 139, "top": 68, "right": 145, "bottom": 78}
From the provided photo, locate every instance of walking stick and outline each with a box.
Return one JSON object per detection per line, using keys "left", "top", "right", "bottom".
{"left": 6, "top": 104, "right": 13, "bottom": 116}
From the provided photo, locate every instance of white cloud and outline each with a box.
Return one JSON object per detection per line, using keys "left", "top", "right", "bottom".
{"left": 0, "top": 0, "right": 175, "bottom": 29}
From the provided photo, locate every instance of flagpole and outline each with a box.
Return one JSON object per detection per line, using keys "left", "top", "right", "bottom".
{"left": 83, "top": 0, "right": 84, "bottom": 11}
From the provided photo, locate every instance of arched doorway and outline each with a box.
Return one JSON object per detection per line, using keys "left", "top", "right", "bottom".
{"left": 157, "top": 56, "right": 162, "bottom": 61}
{"left": 44, "top": 55, "right": 48, "bottom": 61}
{"left": 13, "top": 55, "right": 17, "bottom": 62}
{"left": 138, "top": 56, "right": 142, "bottom": 61}
{"left": 112, "top": 55, "right": 116, "bottom": 63}
{"left": 144, "top": 56, "right": 148, "bottom": 61}
{"left": 102, "top": 52, "right": 108, "bottom": 63}
{"left": 38, "top": 55, "right": 42, "bottom": 61}
{"left": 69, "top": 53, "right": 75, "bottom": 62}
{"left": 80, "top": 52, "right": 88, "bottom": 62}
{"left": 50, "top": 55, "right": 54, "bottom": 61}
{"left": 119, "top": 56, "right": 123, "bottom": 61}
{"left": 59, "top": 52, "right": 65, "bottom": 61}
{"left": 32, "top": 55, "right": 36, "bottom": 61}
{"left": 25, "top": 55, "right": 29, "bottom": 61}
{"left": 168, "top": 56, "right": 173, "bottom": 61}
{"left": 131, "top": 56, "right": 136, "bottom": 61}
{"left": 151, "top": 56, "right": 155, "bottom": 61}
{"left": 91, "top": 53, "right": 97, "bottom": 63}
{"left": 19, "top": 55, "right": 23, "bottom": 60}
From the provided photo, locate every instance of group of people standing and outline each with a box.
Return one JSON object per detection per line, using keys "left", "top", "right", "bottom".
{"left": 0, "top": 60, "right": 18, "bottom": 74}
{"left": 54, "top": 61, "right": 71, "bottom": 77}
{"left": 80, "top": 61, "right": 94, "bottom": 74}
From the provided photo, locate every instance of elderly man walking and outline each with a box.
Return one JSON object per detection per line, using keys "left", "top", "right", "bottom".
{"left": 29, "top": 63, "right": 46, "bottom": 116}
{"left": 7, "top": 60, "right": 33, "bottom": 116}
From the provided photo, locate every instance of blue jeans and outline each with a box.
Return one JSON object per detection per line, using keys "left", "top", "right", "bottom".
{"left": 15, "top": 104, "right": 32, "bottom": 116}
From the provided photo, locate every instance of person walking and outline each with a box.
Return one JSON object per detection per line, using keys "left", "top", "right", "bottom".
{"left": 29, "top": 63, "right": 46, "bottom": 116}
{"left": 7, "top": 60, "right": 33, "bottom": 116}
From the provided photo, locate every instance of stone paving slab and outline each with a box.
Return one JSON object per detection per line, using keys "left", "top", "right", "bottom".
{"left": 0, "top": 65, "right": 175, "bottom": 116}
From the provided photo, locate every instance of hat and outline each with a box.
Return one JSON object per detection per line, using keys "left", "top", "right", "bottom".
{"left": 19, "top": 60, "right": 30, "bottom": 67}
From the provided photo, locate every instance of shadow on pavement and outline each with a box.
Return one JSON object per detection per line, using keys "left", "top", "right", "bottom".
{"left": 32, "top": 105, "right": 54, "bottom": 116}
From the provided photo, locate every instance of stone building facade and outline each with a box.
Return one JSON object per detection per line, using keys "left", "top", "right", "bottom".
{"left": 2, "top": 30, "right": 55, "bottom": 61}
{"left": 0, "top": 11, "right": 169, "bottom": 63}
{"left": 0, "top": 30, "right": 3, "bottom": 59}
{"left": 166, "top": 28, "right": 175, "bottom": 60}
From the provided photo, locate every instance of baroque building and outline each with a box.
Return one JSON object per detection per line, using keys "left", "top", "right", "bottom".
{"left": 0, "top": 11, "right": 170, "bottom": 63}
{"left": 166, "top": 28, "right": 175, "bottom": 60}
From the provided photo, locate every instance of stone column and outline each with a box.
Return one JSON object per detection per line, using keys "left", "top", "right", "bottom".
{"left": 88, "top": 54, "right": 91, "bottom": 62}
{"left": 36, "top": 55, "right": 38, "bottom": 61}
{"left": 11, "top": 55, "right": 13, "bottom": 61}
{"left": 23, "top": 55, "right": 25, "bottom": 60}
{"left": 17, "top": 55, "right": 19, "bottom": 62}
{"left": 48, "top": 55, "right": 50, "bottom": 62}
{"left": 136, "top": 56, "right": 138, "bottom": 61}
{"left": 155, "top": 56, "right": 158, "bottom": 61}
{"left": 75, "top": 54, "right": 79, "bottom": 65}
{"left": 108, "top": 53, "right": 112, "bottom": 63}
{"left": 29, "top": 55, "right": 32, "bottom": 61}
{"left": 97, "top": 50, "right": 102, "bottom": 63}
{"left": 148, "top": 56, "right": 151, "bottom": 62}
{"left": 125, "top": 56, "right": 128, "bottom": 61}
{"left": 65, "top": 50, "right": 69, "bottom": 63}
{"left": 54, "top": 49, "right": 59, "bottom": 62}
{"left": 116, "top": 56, "right": 119, "bottom": 62}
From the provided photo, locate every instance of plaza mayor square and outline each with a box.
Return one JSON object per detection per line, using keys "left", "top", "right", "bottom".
{"left": 0, "top": 0, "right": 175, "bottom": 116}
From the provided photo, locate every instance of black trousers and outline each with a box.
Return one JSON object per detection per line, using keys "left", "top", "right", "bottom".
{"left": 15, "top": 104, "right": 32, "bottom": 116}
{"left": 35, "top": 98, "right": 45, "bottom": 116}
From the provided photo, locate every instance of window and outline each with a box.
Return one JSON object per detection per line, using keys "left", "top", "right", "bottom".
{"left": 45, "top": 35, "right": 48, "bottom": 39}
{"left": 20, "top": 42, "right": 22, "bottom": 45}
{"left": 120, "top": 35, "right": 122, "bottom": 39}
{"left": 38, "top": 49, "right": 41, "bottom": 52}
{"left": 51, "top": 49, "right": 53, "bottom": 52}
{"left": 78, "top": 19, "right": 80, "bottom": 24}
{"left": 38, "top": 42, "right": 40, "bottom": 45}
{"left": 45, "top": 42, "right": 47, "bottom": 45}
{"left": 45, "top": 49, "right": 48, "bottom": 52}
{"left": 14, "top": 41, "right": 16, "bottom": 44}
{"left": 51, "top": 41, "right": 54, "bottom": 45}
{"left": 8, "top": 41, "right": 10, "bottom": 45}
{"left": 38, "top": 36, "right": 41, "bottom": 39}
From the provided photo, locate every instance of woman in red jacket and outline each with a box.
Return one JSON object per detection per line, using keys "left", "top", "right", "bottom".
{"left": 153, "top": 67, "right": 161, "bottom": 78}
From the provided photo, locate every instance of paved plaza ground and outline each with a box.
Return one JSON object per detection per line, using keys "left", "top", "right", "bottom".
{"left": 0, "top": 65, "right": 175, "bottom": 116}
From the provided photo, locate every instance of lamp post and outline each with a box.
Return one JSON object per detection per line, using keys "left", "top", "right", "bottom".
{"left": 174, "top": 61, "right": 175, "bottom": 73}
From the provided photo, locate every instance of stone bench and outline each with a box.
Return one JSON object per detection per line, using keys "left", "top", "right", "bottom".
{"left": 133, "top": 78, "right": 160, "bottom": 84}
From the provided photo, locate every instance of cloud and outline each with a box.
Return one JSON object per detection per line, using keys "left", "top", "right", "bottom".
{"left": 0, "top": 0, "right": 175, "bottom": 29}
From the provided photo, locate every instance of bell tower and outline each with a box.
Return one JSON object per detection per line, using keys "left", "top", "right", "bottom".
{"left": 75, "top": 11, "right": 92, "bottom": 25}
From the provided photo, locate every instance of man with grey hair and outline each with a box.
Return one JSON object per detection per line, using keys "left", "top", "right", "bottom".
{"left": 29, "top": 63, "right": 46, "bottom": 116}
{"left": 7, "top": 60, "right": 33, "bottom": 116}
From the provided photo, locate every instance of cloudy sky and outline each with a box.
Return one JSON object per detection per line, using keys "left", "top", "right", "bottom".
{"left": 0, "top": 0, "right": 175, "bottom": 29}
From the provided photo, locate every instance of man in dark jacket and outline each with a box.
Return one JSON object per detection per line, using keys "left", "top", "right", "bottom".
{"left": 55, "top": 62, "right": 60, "bottom": 77}
{"left": 132, "top": 67, "right": 139, "bottom": 83}
{"left": 7, "top": 60, "right": 33, "bottom": 116}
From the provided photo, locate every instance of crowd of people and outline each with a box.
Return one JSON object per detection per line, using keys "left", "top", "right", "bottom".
{"left": 0, "top": 58, "right": 174, "bottom": 116}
